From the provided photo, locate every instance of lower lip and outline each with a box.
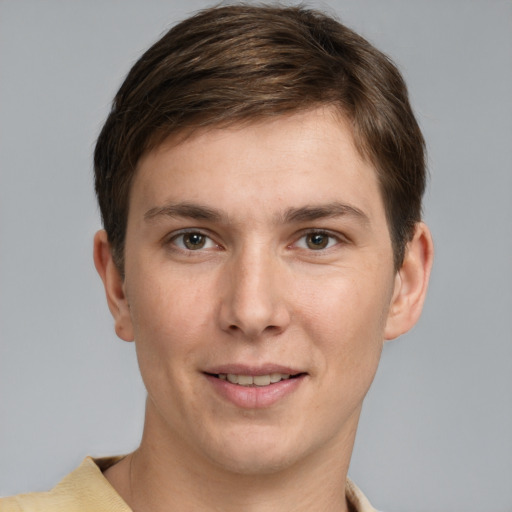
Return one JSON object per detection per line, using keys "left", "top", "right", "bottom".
{"left": 205, "top": 374, "right": 305, "bottom": 409}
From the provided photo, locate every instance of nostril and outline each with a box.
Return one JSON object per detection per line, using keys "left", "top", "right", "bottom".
{"left": 226, "top": 323, "right": 282, "bottom": 337}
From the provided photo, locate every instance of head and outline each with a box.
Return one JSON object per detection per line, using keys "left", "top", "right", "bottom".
{"left": 94, "top": 4, "right": 426, "bottom": 275}
{"left": 92, "top": 4, "right": 433, "bottom": 480}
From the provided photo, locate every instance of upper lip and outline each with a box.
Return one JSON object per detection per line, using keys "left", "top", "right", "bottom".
{"left": 204, "top": 364, "right": 305, "bottom": 376}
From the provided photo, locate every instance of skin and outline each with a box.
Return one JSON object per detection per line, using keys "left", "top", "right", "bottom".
{"left": 94, "top": 107, "right": 433, "bottom": 512}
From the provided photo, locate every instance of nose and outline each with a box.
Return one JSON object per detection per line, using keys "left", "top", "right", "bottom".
{"left": 218, "top": 244, "right": 291, "bottom": 340}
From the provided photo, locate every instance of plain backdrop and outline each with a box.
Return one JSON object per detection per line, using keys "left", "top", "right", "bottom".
{"left": 1, "top": 1, "right": 511, "bottom": 511}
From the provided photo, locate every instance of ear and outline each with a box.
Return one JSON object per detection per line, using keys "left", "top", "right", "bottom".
{"left": 384, "top": 222, "right": 434, "bottom": 341}
{"left": 93, "top": 230, "right": 134, "bottom": 342}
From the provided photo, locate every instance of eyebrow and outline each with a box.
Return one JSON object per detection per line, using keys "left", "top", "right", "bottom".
{"left": 281, "top": 202, "right": 370, "bottom": 225}
{"left": 144, "top": 200, "right": 369, "bottom": 225}
{"left": 144, "top": 202, "right": 223, "bottom": 222}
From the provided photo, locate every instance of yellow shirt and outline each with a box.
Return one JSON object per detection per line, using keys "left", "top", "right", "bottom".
{"left": 0, "top": 457, "right": 378, "bottom": 512}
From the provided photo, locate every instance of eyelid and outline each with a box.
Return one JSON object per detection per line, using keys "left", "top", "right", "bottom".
{"left": 291, "top": 228, "right": 349, "bottom": 250}
{"left": 163, "top": 227, "right": 348, "bottom": 252}
{"left": 165, "top": 228, "right": 220, "bottom": 251}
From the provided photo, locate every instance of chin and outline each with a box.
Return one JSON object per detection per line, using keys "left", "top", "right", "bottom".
{"left": 201, "top": 426, "right": 310, "bottom": 476}
{"left": 210, "top": 448, "right": 297, "bottom": 476}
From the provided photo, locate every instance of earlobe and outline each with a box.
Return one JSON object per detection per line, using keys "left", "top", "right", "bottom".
{"left": 384, "top": 222, "right": 434, "bottom": 341}
{"left": 93, "top": 230, "right": 134, "bottom": 342}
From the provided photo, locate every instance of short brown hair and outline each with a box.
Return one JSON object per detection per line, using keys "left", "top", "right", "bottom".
{"left": 94, "top": 4, "right": 425, "bottom": 272}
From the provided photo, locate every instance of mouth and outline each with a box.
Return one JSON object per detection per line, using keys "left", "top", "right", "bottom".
{"left": 207, "top": 372, "right": 306, "bottom": 387}
{"left": 203, "top": 365, "right": 307, "bottom": 408}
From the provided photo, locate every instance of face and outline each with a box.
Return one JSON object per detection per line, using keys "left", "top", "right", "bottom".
{"left": 109, "top": 108, "right": 404, "bottom": 475}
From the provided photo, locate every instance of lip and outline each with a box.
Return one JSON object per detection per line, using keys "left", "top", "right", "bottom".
{"left": 205, "top": 364, "right": 303, "bottom": 376}
{"left": 203, "top": 364, "right": 307, "bottom": 409}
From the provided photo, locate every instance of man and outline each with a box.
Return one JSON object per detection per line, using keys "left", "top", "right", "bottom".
{"left": 1, "top": 4, "right": 433, "bottom": 512}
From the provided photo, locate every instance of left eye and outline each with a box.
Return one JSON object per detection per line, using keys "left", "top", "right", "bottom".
{"left": 172, "top": 232, "right": 216, "bottom": 251}
{"left": 295, "top": 232, "right": 338, "bottom": 250}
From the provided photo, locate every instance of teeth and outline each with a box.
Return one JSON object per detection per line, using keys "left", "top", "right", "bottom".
{"left": 238, "top": 375, "right": 253, "bottom": 386}
{"left": 221, "top": 373, "right": 293, "bottom": 387}
{"left": 253, "top": 375, "right": 271, "bottom": 386}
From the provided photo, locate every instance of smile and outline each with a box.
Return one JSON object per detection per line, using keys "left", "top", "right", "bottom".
{"left": 217, "top": 373, "right": 294, "bottom": 387}
{"left": 205, "top": 369, "right": 306, "bottom": 408}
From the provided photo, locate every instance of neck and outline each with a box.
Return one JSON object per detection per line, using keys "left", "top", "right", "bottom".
{"left": 105, "top": 404, "right": 360, "bottom": 512}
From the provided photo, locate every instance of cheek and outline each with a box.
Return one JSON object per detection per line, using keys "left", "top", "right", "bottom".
{"left": 297, "top": 270, "right": 391, "bottom": 377}
{"left": 300, "top": 268, "right": 391, "bottom": 331}
{"left": 126, "top": 271, "right": 217, "bottom": 423}
{"left": 126, "top": 267, "right": 216, "bottom": 373}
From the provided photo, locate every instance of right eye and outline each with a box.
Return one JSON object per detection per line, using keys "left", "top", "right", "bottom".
{"left": 171, "top": 232, "right": 217, "bottom": 251}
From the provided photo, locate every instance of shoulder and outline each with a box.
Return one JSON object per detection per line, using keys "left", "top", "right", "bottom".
{"left": 0, "top": 457, "right": 130, "bottom": 512}
{"left": 346, "top": 478, "right": 382, "bottom": 512}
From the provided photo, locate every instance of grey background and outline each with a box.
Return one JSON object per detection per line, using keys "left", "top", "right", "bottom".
{"left": 1, "top": 1, "right": 511, "bottom": 511}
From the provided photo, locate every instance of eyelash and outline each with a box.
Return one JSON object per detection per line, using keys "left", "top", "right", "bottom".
{"left": 167, "top": 230, "right": 219, "bottom": 252}
{"left": 292, "top": 229, "right": 344, "bottom": 251}
{"left": 165, "top": 229, "right": 346, "bottom": 253}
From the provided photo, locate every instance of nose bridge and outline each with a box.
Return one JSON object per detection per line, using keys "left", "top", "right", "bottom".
{"left": 219, "top": 240, "right": 289, "bottom": 338}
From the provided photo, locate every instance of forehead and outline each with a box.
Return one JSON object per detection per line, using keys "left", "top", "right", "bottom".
{"left": 129, "top": 107, "right": 386, "bottom": 228}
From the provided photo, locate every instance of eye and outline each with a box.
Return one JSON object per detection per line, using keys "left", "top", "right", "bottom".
{"left": 172, "top": 231, "right": 217, "bottom": 251}
{"left": 294, "top": 231, "right": 339, "bottom": 251}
